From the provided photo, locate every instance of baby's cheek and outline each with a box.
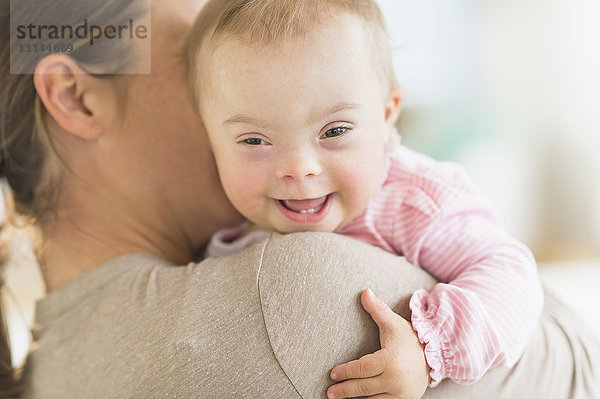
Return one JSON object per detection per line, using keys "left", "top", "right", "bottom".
{"left": 335, "top": 154, "right": 385, "bottom": 214}
{"left": 220, "top": 165, "right": 267, "bottom": 215}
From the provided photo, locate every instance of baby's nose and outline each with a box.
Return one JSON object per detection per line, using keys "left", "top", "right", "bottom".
{"left": 275, "top": 152, "right": 323, "bottom": 181}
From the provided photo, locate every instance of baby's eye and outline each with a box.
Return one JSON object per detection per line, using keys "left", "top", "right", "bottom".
{"left": 243, "top": 138, "right": 270, "bottom": 146}
{"left": 320, "top": 126, "right": 349, "bottom": 139}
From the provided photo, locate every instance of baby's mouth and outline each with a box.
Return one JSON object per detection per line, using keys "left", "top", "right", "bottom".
{"left": 279, "top": 195, "right": 329, "bottom": 214}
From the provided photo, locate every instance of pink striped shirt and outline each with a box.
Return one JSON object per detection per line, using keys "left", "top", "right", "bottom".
{"left": 336, "top": 144, "right": 543, "bottom": 386}
{"left": 206, "top": 144, "right": 544, "bottom": 386}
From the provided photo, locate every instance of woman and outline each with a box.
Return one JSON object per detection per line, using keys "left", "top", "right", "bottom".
{"left": 1, "top": 0, "right": 598, "bottom": 397}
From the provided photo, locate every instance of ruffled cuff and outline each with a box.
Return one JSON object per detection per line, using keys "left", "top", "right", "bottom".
{"left": 205, "top": 222, "right": 269, "bottom": 258}
{"left": 409, "top": 288, "right": 446, "bottom": 387}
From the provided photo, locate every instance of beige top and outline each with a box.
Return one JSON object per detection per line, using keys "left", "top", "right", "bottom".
{"left": 20, "top": 232, "right": 600, "bottom": 398}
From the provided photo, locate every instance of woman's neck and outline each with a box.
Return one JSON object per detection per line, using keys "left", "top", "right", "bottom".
{"left": 40, "top": 226, "right": 128, "bottom": 292}
{"left": 39, "top": 205, "right": 207, "bottom": 292}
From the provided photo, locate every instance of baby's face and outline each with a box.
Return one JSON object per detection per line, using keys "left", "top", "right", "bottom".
{"left": 200, "top": 14, "right": 400, "bottom": 233}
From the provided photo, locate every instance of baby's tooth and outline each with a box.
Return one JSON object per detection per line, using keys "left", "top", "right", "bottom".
{"left": 299, "top": 208, "right": 317, "bottom": 214}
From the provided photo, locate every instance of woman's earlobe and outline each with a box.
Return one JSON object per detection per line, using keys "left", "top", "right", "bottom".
{"left": 34, "top": 54, "right": 104, "bottom": 141}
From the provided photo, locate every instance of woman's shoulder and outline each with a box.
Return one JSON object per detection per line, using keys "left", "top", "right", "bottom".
{"left": 23, "top": 233, "right": 430, "bottom": 398}
{"left": 25, "top": 244, "right": 286, "bottom": 398}
{"left": 36, "top": 232, "right": 394, "bottom": 322}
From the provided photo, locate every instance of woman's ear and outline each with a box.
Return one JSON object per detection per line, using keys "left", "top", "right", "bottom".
{"left": 33, "top": 55, "right": 114, "bottom": 141}
{"left": 384, "top": 87, "right": 403, "bottom": 127}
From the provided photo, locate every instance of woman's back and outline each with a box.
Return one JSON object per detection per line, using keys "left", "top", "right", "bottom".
{"left": 21, "top": 247, "right": 299, "bottom": 398}
{"left": 20, "top": 232, "right": 600, "bottom": 398}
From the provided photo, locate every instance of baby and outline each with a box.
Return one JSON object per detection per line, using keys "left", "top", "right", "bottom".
{"left": 188, "top": 0, "right": 544, "bottom": 397}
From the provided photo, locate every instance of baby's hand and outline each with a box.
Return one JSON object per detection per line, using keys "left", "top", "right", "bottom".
{"left": 327, "top": 289, "right": 430, "bottom": 399}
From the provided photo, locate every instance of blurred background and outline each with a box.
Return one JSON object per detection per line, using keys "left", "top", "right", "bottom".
{"left": 375, "top": 0, "right": 600, "bottom": 339}
{"left": 3, "top": 0, "right": 600, "bottom": 369}
{"left": 378, "top": 0, "right": 600, "bottom": 336}
{"left": 377, "top": 0, "right": 600, "bottom": 261}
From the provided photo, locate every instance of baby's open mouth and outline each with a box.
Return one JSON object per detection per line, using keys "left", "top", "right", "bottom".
{"left": 279, "top": 195, "right": 329, "bottom": 214}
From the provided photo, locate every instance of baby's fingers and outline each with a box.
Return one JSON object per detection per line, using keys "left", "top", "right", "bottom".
{"left": 331, "top": 350, "right": 386, "bottom": 381}
{"left": 327, "top": 376, "right": 385, "bottom": 399}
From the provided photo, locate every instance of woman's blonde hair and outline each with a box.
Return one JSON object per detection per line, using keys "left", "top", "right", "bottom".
{"left": 0, "top": 0, "right": 147, "bottom": 395}
{"left": 188, "top": 0, "right": 397, "bottom": 105}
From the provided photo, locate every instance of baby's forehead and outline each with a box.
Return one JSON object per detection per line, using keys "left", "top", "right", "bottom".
{"left": 190, "top": 3, "right": 395, "bottom": 107}
{"left": 205, "top": 15, "right": 376, "bottom": 79}
{"left": 208, "top": 11, "right": 368, "bottom": 52}
{"left": 201, "top": 31, "right": 389, "bottom": 117}
{"left": 218, "top": 10, "right": 373, "bottom": 47}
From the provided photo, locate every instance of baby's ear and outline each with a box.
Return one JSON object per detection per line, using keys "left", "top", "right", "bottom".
{"left": 384, "top": 87, "right": 402, "bottom": 127}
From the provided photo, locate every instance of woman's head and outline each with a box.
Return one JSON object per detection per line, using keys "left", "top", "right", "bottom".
{"left": 188, "top": 0, "right": 402, "bottom": 233}
{"left": 1, "top": 0, "right": 147, "bottom": 225}
{"left": 1, "top": 0, "right": 239, "bottom": 254}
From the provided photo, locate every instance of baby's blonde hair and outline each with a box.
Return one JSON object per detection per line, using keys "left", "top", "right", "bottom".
{"left": 188, "top": 0, "right": 397, "bottom": 106}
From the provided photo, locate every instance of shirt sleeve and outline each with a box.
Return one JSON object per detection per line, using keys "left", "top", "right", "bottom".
{"left": 389, "top": 158, "right": 544, "bottom": 387}
{"left": 205, "top": 222, "right": 269, "bottom": 258}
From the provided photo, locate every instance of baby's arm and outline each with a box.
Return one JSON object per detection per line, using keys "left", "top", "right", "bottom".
{"left": 388, "top": 154, "right": 543, "bottom": 386}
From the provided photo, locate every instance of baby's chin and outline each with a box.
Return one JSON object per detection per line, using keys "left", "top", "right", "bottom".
{"left": 255, "top": 217, "right": 349, "bottom": 235}
{"left": 277, "top": 224, "right": 337, "bottom": 234}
